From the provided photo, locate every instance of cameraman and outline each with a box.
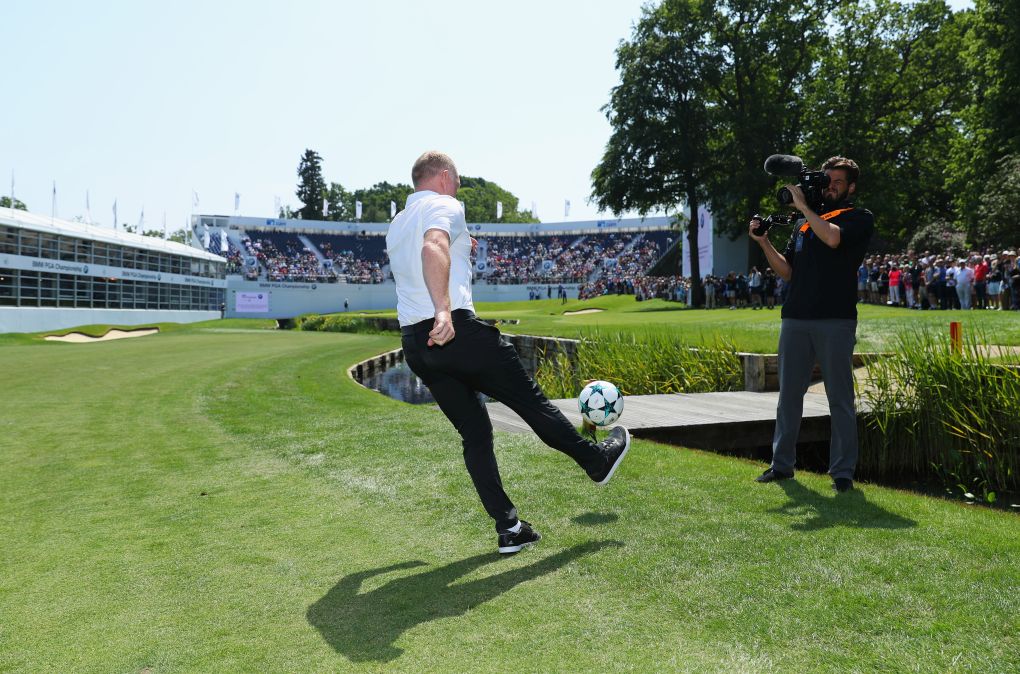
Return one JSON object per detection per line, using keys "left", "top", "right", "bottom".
{"left": 749, "top": 156, "right": 874, "bottom": 492}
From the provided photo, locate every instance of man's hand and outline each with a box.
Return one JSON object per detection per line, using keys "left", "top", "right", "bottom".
{"left": 427, "top": 309, "right": 455, "bottom": 347}
{"left": 783, "top": 184, "right": 809, "bottom": 213}
{"left": 748, "top": 217, "right": 769, "bottom": 244}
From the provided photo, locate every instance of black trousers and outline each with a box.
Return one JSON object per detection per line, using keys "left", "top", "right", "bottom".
{"left": 401, "top": 310, "right": 603, "bottom": 531}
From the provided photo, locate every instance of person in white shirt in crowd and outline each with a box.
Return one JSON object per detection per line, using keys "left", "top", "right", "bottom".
{"left": 955, "top": 258, "right": 974, "bottom": 309}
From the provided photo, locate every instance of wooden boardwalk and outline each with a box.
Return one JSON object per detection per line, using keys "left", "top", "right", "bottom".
{"left": 487, "top": 391, "right": 845, "bottom": 449}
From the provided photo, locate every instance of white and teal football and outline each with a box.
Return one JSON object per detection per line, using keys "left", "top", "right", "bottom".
{"left": 578, "top": 380, "right": 624, "bottom": 426}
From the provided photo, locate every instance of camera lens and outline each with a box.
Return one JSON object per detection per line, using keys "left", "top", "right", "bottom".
{"left": 777, "top": 187, "right": 793, "bottom": 205}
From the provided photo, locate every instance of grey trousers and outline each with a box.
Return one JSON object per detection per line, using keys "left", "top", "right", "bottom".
{"left": 771, "top": 318, "right": 859, "bottom": 480}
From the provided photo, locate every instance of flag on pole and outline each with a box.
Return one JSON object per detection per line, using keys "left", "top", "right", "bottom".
{"left": 220, "top": 229, "right": 228, "bottom": 253}
{"left": 323, "top": 196, "right": 329, "bottom": 217}
{"left": 113, "top": 200, "right": 118, "bottom": 230}
{"left": 274, "top": 196, "right": 281, "bottom": 216}
{"left": 234, "top": 192, "right": 240, "bottom": 213}
{"left": 51, "top": 181, "right": 57, "bottom": 219}
{"left": 9, "top": 170, "right": 14, "bottom": 209}
{"left": 86, "top": 190, "right": 93, "bottom": 224}
{"left": 564, "top": 199, "right": 571, "bottom": 217}
{"left": 138, "top": 207, "right": 145, "bottom": 231}
{"left": 162, "top": 211, "right": 167, "bottom": 239}
{"left": 496, "top": 201, "right": 503, "bottom": 220}
{"left": 355, "top": 200, "right": 363, "bottom": 220}
{"left": 531, "top": 201, "right": 538, "bottom": 219}
{"left": 202, "top": 224, "right": 210, "bottom": 250}
{"left": 390, "top": 200, "right": 396, "bottom": 219}
{"left": 192, "top": 190, "right": 200, "bottom": 208}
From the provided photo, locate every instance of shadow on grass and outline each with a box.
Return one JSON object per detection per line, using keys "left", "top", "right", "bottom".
{"left": 773, "top": 480, "right": 917, "bottom": 531}
{"left": 572, "top": 511, "right": 619, "bottom": 526}
{"left": 307, "top": 540, "right": 623, "bottom": 663}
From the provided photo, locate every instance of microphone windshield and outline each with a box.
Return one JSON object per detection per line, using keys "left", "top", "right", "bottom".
{"left": 764, "top": 154, "right": 804, "bottom": 176}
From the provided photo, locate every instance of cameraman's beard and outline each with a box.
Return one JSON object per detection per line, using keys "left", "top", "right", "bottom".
{"left": 823, "top": 186, "right": 849, "bottom": 206}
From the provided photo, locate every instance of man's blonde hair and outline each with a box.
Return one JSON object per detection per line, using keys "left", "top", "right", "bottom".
{"left": 412, "top": 151, "right": 458, "bottom": 188}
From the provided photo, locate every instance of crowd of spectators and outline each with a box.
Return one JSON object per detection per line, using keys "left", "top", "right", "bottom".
{"left": 480, "top": 232, "right": 665, "bottom": 285}
{"left": 208, "top": 227, "right": 1020, "bottom": 312}
{"left": 316, "top": 239, "right": 386, "bottom": 284}
{"left": 856, "top": 248, "right": 1020, "bottom": 310}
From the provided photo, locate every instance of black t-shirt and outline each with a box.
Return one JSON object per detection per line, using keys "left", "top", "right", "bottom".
{"left": 781, "top": 203, "right": 874, "bottom": 320}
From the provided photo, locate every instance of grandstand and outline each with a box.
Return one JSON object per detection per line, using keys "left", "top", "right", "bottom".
{"left": 1, "top": 207, "right": 227, "bottom": 333}
{"left": 190, "top": 212, "right": 744, "bottom": 317}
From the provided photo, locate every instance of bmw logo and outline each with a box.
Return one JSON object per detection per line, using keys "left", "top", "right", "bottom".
{"left": 83, "top": 265, "right": 89, "bottom": 273}
{"left": 311, "top": 284, "right": 317, "bottom": 290}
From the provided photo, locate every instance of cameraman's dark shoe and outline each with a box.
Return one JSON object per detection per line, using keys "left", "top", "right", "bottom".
{"left": 832, "top": 478, "right": 854, "bottom": 493}
{"left": 755, "top": 468, "right": 793, "bottom": 483}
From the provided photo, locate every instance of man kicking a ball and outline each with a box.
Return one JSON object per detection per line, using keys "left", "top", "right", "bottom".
{"left": 387, "top": 151, "right": 630, "bottom": 554}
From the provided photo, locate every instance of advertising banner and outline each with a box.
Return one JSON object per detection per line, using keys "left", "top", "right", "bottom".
{"left": 235, "top": 291, "right": 269, "bottom": 313}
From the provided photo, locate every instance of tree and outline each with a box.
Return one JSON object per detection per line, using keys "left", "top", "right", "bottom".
{"left": 593, "top": 0, "right": 836, "bottom": 303}
{"left": 800, "top": 0, "right": 970, "bottom": 246}
{"left": 701, "top": 0, "right": 833, "bottom": 243}
{"left": 948, "top": 0, "right": 1020, "bottom": 239}
{"left": 352, "top": 181, "right": 414, "bottom": 223}
{"left": 974, "top": 153, "right": 1020, "bottom": 246}
{"left": 324, "top": 182, "right": 354, "bottom": 221}
{"left": 296, "top": 149, "right": 327, "bottom": 221}
{"left": 167, "top": 229, "right": 188, "bottom": 244}
{"left": 592, "top": 0, "right": 716, "bottom": 305}
{"left": 0, "top": 196, "right": 27, "bottom": 210}
{"left": 458, "top": 177, "right": 538, "bottom": 223}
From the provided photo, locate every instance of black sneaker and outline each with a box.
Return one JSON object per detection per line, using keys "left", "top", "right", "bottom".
{"left": 497, "top": 520, "right": 541, "bottom": 554}
{"left": 589, "top": 426, "right": 631, "bottom": 486}
{"left": 755, "top": 467, "right": 793, "bottom": 483}
{"left": 832, "top": 478, "right": 854, "bottom": 493}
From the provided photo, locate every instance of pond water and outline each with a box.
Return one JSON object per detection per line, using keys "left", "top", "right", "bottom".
{"left": 359, "top": 360, "right": 489, "bottom": 405}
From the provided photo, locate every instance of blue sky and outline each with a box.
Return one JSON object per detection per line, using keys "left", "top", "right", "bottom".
{"left": 2, "top": 0, "right": 973, "bottom": 231}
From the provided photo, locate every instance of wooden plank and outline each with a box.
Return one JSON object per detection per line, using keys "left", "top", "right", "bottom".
{"left": 485, "top": 390, "right": 854, "bottom": 448}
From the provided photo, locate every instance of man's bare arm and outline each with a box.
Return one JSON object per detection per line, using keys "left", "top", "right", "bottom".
{"left": 748, "top": 219, "right": 792, "bottom": 281}
{"left": 422, "top": 228, "right": 454, "bottom": 346}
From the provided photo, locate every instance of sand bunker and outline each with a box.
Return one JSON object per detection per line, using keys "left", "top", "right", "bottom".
{"left": 45, "top": 328, "right": 159, "bottom": 343}
{"left": 563, "top": 309, "right": 605, "bottom": 316}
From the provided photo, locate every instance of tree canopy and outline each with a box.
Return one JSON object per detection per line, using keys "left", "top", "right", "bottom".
{"left": 593, "top": 0, "right": 1020, "bottom": 265}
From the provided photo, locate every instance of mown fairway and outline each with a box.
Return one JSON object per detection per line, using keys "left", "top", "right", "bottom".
{"left": 2, "top": 319, "right": 1019, "bottom": 672}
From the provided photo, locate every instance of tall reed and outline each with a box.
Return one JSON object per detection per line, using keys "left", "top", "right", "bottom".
{"left": 859, "top": 328, "right": 1020, "bottom": 500}
{"left": 535, "top": 329, "right": 742, "bottom": 399}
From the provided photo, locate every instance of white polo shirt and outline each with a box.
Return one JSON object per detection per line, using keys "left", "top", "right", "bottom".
{"left": 386, "top": 190, "right": 475, "bottom": 326}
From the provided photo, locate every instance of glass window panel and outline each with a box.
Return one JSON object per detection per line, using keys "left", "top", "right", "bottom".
{"left": 58, "top": 274, "right": 76, "bottom": 306}
{"left": 76, "top": 277, "right": 92, "bottom": 307}
{"left": 93, "top": 243, "right": 109, "bottom": 265}
{"left": 107, "top": 245, "right": 123, "bottom": 268}
{"left": 19, "top": 230, "right": 40, "bottom": 257}
{"left": 59, "top": 237, "right": 76, "bottom": 261}
{"left": 106, "top": 279, "right": 121, "bottom": 309}
{"left": 40, "top": 235, "right": 58, "bottom": 259}
{"left": 92, "top": 279, "right": 107, "bottom": 308}
{"left": 76, "top": 239, "right": 92, "bottom": 263}
{"left": 0, "top": 227, "right": 16, "bottom": 254}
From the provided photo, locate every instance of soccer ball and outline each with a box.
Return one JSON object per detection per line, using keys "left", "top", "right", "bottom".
{"left": 578, "top": 380, "right": 624, "bottom": 427}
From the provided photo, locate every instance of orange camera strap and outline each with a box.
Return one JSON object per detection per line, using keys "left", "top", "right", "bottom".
{"left": 799, "top": 207, "right": 855, "bottom": 233}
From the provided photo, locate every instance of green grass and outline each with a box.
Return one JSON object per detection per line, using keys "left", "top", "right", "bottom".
{"left": 2, "top": 319, "right": 1019, "bottom": 672}
{"left": 361, "top": 295, "right": 1020, "bottom": 353}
